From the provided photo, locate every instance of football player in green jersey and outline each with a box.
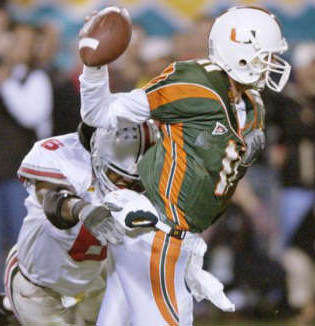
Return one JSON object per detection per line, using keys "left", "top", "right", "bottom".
{"left": 79, "top": 6, "right": 291, "bottom": 326}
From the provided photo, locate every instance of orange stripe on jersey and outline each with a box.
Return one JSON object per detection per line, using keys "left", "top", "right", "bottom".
{"left": 165, "top": 236, "right": 182, "bottom": 317}
{"left": 159, "top": 124, "right": 189, "bottom": 230}
{"left": 142, "top": 63, "right": 176, "bottom": 90}
{"left": 150, "top": 231, "right": 178, "bottom": 325}
{"left": 169, "top": 124, "right": 189, "bottom": 229}
{"left": 147, "top": 83, "right": 220, "bottom": 112}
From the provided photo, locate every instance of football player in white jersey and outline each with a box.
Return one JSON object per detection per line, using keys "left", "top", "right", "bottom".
{"left": 4, "top": 121, "right": 157, "bottom": 326}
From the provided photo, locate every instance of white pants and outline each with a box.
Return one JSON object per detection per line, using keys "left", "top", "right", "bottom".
{"left": 98, "top": 189, "right": 235, "bottom": 326}
{"left": 5, "top": 267, "right": 105, "bottom": 326}
{"left": 97, "top": 229, "right": 194, "bottom": 326}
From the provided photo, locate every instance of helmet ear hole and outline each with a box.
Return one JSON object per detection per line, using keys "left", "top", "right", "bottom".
{"left": 239, "top": 59, "right": 247, "bottom": 67}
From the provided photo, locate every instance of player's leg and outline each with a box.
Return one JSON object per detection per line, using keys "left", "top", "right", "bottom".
{"left": 4, "top": 249, "right": 73, "bottom": 326}
{"left": 149, "top": 231, "right": 193, "bottom": 326}
{"left": 12, "top": 272, "right": 75, "bottom": 325}
{"left": 12, "top": 272, "right": 74, "bottom": 325}
{"left": 97, "top": 252, "right": 130, "bottom": 326}
{"left": 74, "top": 275, "right": 107, "bottom": 326}
{"left": 108, "top": 230, "right": 193, "bottom": 326}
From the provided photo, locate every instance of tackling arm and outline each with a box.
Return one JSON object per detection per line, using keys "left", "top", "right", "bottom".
{"left": 79, "top": 65, "right": 150, "bottom": 129}
{"left": 36, "top": 181, "right": 89, "bottom": 229}
{"left": 36, "top": 181, "right": 124, "bottom": 244}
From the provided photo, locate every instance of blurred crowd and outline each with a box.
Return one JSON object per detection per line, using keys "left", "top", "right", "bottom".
{"left": 0, "top": 2, "right": 314, "bottom": 325}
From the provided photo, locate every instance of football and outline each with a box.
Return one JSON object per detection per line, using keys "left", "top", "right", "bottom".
{"left": 79, "top": 6, "right": 132, "bottom": 66}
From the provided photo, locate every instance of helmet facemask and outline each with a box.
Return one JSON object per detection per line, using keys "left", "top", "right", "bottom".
{"left": 93, "top": 158, "right": 144, "bottom": 198}
{"left": 91, "top": 142, "right": 119, "bottom": 197}
{"left": 246, "top": 48, "right": 291, "bottom": 92}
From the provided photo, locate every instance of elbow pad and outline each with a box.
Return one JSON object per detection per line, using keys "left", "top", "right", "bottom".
{"left": 43, "top": 190, "right": 80, "bottom": 229}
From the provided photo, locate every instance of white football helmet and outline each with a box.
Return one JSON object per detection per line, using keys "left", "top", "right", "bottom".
{"left": 91, "top": 120, "right": 159, "bottom": 195}
{"left": 209, "top": 6, "right": 291, "bottom": 92}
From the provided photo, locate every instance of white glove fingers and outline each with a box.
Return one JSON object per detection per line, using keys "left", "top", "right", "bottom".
{"left": 104, "top": 202, "right": 123, "bottom": 212}
{"left": 78, "top": 204, "right": 125, "bottom": 245}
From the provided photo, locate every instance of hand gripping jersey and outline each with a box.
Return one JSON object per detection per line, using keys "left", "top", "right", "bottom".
{"left": 139, "top": 60, "right": 265, "bottom": 232}
{"left": 16, "top": 133, "right": 106, "bottom": 296}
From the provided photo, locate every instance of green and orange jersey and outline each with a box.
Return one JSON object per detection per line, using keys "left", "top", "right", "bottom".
{"left": 138, "top": 59, "right": 265, "bottom": 233}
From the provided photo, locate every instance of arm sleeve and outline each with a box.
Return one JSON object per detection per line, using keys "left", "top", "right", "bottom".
{"left": 79, "top": 65, "right": 150, "bottom": 129}
{"left": 1, "top": 69, "right": 53, "bottom": 138}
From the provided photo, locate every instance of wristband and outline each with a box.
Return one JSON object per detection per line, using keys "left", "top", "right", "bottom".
{"left": 71, "top": 200, "right": 89, "bottom": 222}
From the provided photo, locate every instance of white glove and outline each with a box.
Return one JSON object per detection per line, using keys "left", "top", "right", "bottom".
{"left": 185, "top": 236, "right": 235, "bottom": 312}
{"left": 78, "top": 203, "right": 125, "bottom": 245}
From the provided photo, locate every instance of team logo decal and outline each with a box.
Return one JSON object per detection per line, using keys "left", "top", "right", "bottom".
{"left": 212, "top": 122, "right": 228, "bottom": 135}
{"left": 230, "top": 28, "right": 256, "bottom": 44}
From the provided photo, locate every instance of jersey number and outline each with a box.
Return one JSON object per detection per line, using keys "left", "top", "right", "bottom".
{"left": 41, "top": 139, "right": 64, "bottom": 151}
{"left": 68, "top": 226, "right": 106, "bottom": 262}
{"left": 215, "top": 141, "right": 241, "bottom": 196}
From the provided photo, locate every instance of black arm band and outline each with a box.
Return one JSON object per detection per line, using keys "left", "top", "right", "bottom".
{"left": 43, "top": 190, "right": 80, "bottom": 229}
{"left": 71, "top": 200, "right": 89, "bottom": 221}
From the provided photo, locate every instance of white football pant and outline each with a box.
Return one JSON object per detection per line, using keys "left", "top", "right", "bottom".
{"left": 97, "top": 229, "right": 194, "bottom": 326}
{"left": 5, "top": 256, "right": 106, "bottom": 326}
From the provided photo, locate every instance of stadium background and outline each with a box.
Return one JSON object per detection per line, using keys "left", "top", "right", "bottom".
{"left": 7, "top": 0, "right": 315, "bottom": 68}
{"left": 0, "top": 0, "right": 314, "bottom": 325}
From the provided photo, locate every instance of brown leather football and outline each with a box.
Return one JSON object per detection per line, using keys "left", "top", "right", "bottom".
{"left": 79, "top": 6, "right": 132, "bottom": 66}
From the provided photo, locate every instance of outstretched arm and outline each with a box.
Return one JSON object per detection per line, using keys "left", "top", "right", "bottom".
{"left": 36, "top": 181, "right": 124, "bottom": 244}
{"left": 79, "top": 65, "right": 150, "bottom": 129}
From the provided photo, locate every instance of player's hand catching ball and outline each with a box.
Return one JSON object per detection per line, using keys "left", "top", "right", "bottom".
{"left": 79, "top": 6, "right": 132, "bottom": 67}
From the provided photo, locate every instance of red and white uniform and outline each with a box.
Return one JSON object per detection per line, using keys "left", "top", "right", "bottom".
{"left": 4, "top": 133, "right": 128, "bottom": 326}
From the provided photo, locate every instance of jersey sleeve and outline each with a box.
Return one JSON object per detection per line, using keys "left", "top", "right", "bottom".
{"left": 79, "top": 65, "right": 150, "bottom": 129}
{"left": 143, "top": 62, "right": 224, "bottom": 123}
{"left": 18, "top": 138, "right": 72, "bottom": 188}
